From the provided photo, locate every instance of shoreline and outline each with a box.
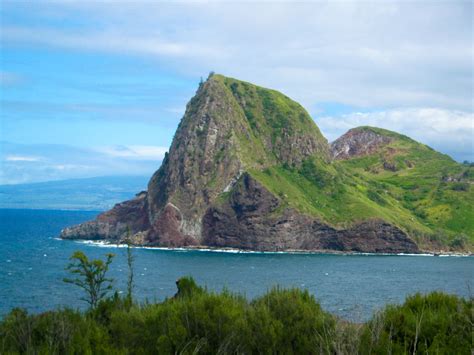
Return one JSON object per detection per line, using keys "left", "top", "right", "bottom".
{"left": 58, "top": 238, "right": 473, "bottom": 257}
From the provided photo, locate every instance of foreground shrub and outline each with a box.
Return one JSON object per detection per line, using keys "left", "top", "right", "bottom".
{"left": 360, "top": 291, "right": 472, "bottom": 354}
{"left": 1, "top": 281, "right": 471, "bottom": 354}
{"left": 109, "top": 287, "right": 248, "bottom": 353}
{"left": 0, "top": 308, "right": 112, "bottom": 354}
{"left": 63, "top": 251, "right": 115, "bottom": 310}
{"left": 250, "top": 287, "right": 336, "bottom": 354}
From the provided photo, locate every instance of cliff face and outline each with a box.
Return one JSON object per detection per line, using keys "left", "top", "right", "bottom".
{"left": 143, "top": 75, "right": 330, "bottom": 246}
{"left": 331, "top": 127, "right": 393, "bottom": 160}
{"left": 202, "top": 173, "right": 418, "bottom": 253}
{"left": 61, "top": 74, "right": 471, "bottom": 253}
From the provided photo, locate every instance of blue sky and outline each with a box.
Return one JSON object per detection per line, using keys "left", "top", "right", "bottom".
{"left": 1, "top": 1, "right": 472, "bottom": 184}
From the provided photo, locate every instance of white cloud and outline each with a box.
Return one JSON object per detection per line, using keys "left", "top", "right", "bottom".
{"left": 97, "top": 145, "right": 168, "bottom": 160}
{"left": 5, "top": 155, "right": 42, "bottom": 162}
{"left": 52, "top": 164, "right": 92, "bottom": 171}
{"left": 0, "top": 71, "right": 24, "bottom": 86}
{"left": 317, "top": 108, "right": 474, "bottom": 162}
{"left": 0, "top": 142, "right": 162, "bottom": 184}
{"left": 1, "top": 1, "right": 472, "bottom": 171}
{"left": 165, "top": 107, "right": 185, "bottom": 115}
{"left": 1, "top": 26, "right": 222, "bottom": 59}
{"left": 1, "top": 1, "right": 472, "bottom": 110}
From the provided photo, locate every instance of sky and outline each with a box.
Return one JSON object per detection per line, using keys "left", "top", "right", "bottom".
{"left": 0, "top": 1, "right": 472, "bottom": 184}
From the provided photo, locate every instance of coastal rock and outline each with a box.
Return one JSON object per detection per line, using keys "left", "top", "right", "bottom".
{"left": 202, "top": 173, "right": 418, "bottom": 253}
{"left": 60, "top": 74, "right": 429, "bottom": 253}
{"left": 60, "top": 192, "right": 149, "bottom": 242}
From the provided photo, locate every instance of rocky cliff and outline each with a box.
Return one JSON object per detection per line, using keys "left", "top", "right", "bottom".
{"left": 61, "top": 75, "right": 473, "bottom": 252}
{"left": 331, "top": 127, "right": 393, "bottom": 160}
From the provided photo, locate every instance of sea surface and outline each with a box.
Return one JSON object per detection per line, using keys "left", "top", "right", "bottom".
{"left": 1, "top": 209, "right": 472, "bottom": 321}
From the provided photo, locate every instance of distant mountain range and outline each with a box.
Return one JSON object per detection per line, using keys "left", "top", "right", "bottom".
{"left": 60, "top": 74, "right": 472, "bottom": 253}
{"left": 0, "top": 176, "right": 149, "bottom": 211}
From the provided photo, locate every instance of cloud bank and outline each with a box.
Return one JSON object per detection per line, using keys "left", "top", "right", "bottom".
{"left": 3, "top": 1, "right": 471, "bottom": 110}
{"left": 0, "top": 142, "right": 166, "bottom": 185}
{"left": 0, "top": 1, "right": 472, "bottom": 183}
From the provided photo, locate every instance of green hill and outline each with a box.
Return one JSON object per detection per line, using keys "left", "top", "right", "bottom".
{"left": 215, "top": 76, "right": 472, "bottom": 250}
{"left": 331, "top": 126, "right": 473, "bottom": 249}
{"left": 61, "top": 74, "right": 473, "bottom": 253}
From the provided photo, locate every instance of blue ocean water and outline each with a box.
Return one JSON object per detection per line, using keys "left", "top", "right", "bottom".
{"left": 1, "top": 209, "right": 472, "bottom": 321}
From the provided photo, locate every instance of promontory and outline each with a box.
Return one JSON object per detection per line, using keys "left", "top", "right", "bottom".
{"left": 61, "top": 74, "right": 473, "bottom": 253}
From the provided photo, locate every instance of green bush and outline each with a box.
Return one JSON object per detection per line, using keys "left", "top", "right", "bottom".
{"left": 367, "top": 189, "right": 387, "bottom": 206}
{"left": 250, "top": 287, "right": 336, "bottom": 354}
{"left": 359, "top": 292, "right": 472, "bottom": 354}
{"left": 450, "top": 234, "right": 469, "bottom": 250}
{"left": 300, "top": 158, "right": 335, "bottom": 189}
{"left": 1, "top": 279, "right": 471, "bottom": 355}
{"left": 0, "top": 307, "right": 113, "bottom": 354}
{"left": 451, "top": 182, "right": 469, "bottom": 191}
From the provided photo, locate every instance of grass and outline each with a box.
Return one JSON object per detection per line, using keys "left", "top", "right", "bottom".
{"left": 215, "top": 75, "right": 330, "bottom": 168}
{"left": 336, "top": 130, "right": 473, "bottom": 243}
{"left": 248, "top": 161, "right": 432, "bottom": 234}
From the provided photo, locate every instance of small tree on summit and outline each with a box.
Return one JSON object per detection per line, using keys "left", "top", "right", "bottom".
{"left": 63, "top": 251, "right": 115, "bottom": 309}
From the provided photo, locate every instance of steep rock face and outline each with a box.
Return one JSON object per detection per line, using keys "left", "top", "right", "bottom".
{"left": 202, "top": 173, "right": 418, "bottom": 253}
{"left": 144, "top": 75, "right": 330, "bottom": 244}
{"left": 60, "top": 75, "right": 423, "bottom": 253}
{"left": 146, "top": 77, "right": 245, "bottom": 243}
{"left": 331, "top": 127, "right": 393, "bottom": 160}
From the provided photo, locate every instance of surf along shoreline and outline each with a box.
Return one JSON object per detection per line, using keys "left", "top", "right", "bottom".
{"left": 61, "top": 239, "right": 473, "bottom": 257}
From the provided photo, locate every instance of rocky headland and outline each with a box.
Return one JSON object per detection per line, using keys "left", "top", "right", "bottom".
{"left": 61, "top": 74, "right": 473, "bottom": 253}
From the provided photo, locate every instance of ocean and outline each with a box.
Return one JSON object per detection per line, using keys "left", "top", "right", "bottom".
{"left": 1, "top": 209, "right": 472, "bottom": 321}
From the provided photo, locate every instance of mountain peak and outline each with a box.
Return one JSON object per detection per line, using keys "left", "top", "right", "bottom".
{"left": 60, "top": 75, "right": 472, "bottom": 253}
{"left": 331, "top": 126, "right": 395, "bottom": 160}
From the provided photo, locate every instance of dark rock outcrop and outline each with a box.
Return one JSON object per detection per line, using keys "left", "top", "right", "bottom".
{"left": 61, "top": 191, "right": 149, "bottom": 242}
{"left": 202, "top": 174, "right": 418, "bottom": 253}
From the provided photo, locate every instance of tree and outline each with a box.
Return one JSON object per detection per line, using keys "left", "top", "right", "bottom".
{"left": 124, "top": 230, "right": 135, "bottom": 306}
{"left": 63, "top": 251, "right": 115, "bottom": 309}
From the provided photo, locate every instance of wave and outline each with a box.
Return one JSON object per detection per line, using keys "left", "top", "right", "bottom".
{"left": 66, "top": 240, "right": 472, "bottom": 257}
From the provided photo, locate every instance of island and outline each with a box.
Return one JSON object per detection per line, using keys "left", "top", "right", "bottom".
{"left": 61, "top": 74, "right": 473, "bottom": 254}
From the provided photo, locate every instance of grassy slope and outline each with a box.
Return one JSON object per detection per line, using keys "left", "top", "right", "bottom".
{"left": 215, "top": 75, "right": 329, "bottom": 168}
{"left": 336, "top": 127, "right": 474, "bottom": 248}
{"left": 211, "top": 76, "right": 473, "bottom": 250}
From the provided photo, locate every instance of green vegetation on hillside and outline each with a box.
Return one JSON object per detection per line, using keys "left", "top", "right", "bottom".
{"left": 336, "top": 127, "right": 474, "bottom": 249}
{"left": 247, "top": 152, "right": 472, "bottom": 250}
{"left": 213, "top": 75, "right": 330, "bottom": 169}
{"left": 221, "top": 75, "right": 327, "bottom": 147}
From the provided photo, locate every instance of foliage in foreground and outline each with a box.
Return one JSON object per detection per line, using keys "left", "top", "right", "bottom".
{"left": 1, "top": 278, "right": 471, "bottom": 354}
{"left": 63, "top": 251, "right": 115, "bottom": 309}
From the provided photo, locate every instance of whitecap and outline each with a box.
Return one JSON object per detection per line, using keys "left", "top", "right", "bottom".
{"left": 63, "top": 240, "right": 474, "bottom": 257}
